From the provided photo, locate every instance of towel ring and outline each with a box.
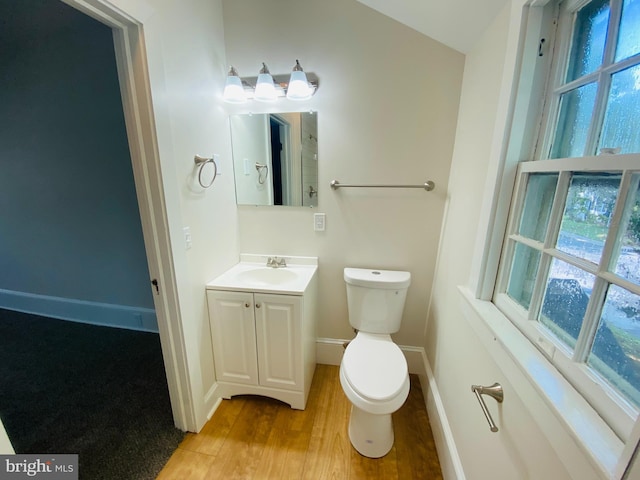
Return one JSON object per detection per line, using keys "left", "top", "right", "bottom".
{"left": 194, "top": 155, "right": 218, "bottom": 189}
{"left": 255, "top": 162, "right": 269, "bottom": 185}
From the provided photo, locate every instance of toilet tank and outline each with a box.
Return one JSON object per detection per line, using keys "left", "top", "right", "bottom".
{"left": 344, "top": 268, "right": 411, "bottom": 334}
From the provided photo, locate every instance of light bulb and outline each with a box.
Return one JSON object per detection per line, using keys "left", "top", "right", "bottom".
{"left": 223, "top": 66, "right": 246, "bottom": 104}
{"left": 254, "top": 63, "right": 277, "bottom": 102}
{"left": 286, "top": 60, "right": 312, "bottom": 101}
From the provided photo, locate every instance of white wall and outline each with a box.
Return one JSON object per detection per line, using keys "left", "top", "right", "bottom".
{"left": 222, "top": 0, "right": 465, "bottom": 346}
{"left": 425, "top": 2, "right": 624, "bottom": 478}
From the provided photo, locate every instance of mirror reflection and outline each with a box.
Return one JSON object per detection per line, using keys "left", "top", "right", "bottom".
{"left": 230, "top": 112, "right": 318, "bottom": 206}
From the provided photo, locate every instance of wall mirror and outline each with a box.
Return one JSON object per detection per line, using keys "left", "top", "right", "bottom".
{"left": 230, "top": 112, "right": 318, "bottom": 207}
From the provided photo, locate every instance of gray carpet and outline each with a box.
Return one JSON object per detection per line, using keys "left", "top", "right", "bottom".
{"left": 0, "top": 308, "right": 185, "bottom": 479}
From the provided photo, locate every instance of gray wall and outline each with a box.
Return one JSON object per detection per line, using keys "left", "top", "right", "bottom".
{"left": 0, "top": 0, "right": 155, "bottom": 323}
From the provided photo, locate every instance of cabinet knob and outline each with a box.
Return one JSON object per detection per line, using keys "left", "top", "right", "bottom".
{"left": 255, "top": 303, "right": 261, "bottom": 308}
{"left": 245, "top": 303, "right": 251, "bottom": 308}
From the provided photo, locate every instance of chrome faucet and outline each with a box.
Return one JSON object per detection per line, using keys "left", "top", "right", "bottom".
{"left": 266, "top": 256, "right": 287, "bottom": 268}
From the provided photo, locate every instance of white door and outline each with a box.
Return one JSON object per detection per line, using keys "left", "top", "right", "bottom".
{"left": 207, "top": 291, "right": 258, "bottom": 385}
{"left": 254, "top": 294, "right": 302, "bottom": 391}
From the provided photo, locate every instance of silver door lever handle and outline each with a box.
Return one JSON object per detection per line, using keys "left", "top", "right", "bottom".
{"left": 471, "top": 383, "right": 503, "bottom": 432}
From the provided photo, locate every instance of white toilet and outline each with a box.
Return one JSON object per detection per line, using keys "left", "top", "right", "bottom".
{"left": 339, "top": 267, "right": 411, "bottom": 458}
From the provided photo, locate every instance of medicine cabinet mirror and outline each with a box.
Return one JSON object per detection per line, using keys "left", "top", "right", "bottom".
{"left": 230, "top": 112, "right": 318, "bottom": 207}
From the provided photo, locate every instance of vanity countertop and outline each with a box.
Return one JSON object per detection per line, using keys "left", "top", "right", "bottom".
{"left": 206, "top": 254, "right": 318, "bottom": 295}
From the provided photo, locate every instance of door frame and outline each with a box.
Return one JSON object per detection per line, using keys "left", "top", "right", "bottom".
{"left": 60, "top": 0, "right": 194, "bottom": 431}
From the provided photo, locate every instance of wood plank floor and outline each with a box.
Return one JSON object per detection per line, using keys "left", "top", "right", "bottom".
{"left": 157, "top": 364, "right": 442, "bottom": 479}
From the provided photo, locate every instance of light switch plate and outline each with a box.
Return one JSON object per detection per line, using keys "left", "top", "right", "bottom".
{"left": 183, "top": 226, "right": 192, "bottom": 250}
{"left": 314, "top": 213, "right": 326, "bottom": 231}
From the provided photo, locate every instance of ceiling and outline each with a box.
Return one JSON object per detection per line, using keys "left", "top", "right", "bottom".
{"left": 1, "top": 0, "right": 507, "bottom": 55}
{"left": 357, "top": 0, "right": 509, "bottom": 54}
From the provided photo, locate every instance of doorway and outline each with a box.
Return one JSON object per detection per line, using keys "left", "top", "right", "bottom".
{"left": 64, "top": 0, "right": 192, "bottom": 431}
{"left": 269, "top": 114, "right": 292, "bottom": 206}
{"left": 0, "top": 0, "right": 190, "bottom": 433}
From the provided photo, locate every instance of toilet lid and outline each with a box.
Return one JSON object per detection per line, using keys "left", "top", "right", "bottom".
{"left": 342, "top": 335, "right": 408, "bottom": 402}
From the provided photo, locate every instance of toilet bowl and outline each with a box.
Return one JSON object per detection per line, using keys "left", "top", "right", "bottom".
{"left": 340, "top": 332, "right": 410, "bottom": 458}
{"left": 340, "top": 267, "right": 411, "bottom": 458}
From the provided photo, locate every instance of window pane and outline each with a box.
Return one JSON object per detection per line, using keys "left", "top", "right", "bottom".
{"left": 598, "top": 64, "right": 640, "bottom": 154}
{"left": 518, "top": 173, "right": 558, "bottom": 241}
{"left": 550, "top": 83, "right": 598, "bottom": 158}
{"left": 507, "top": 243, "right": 541, "bottom": 310}
{"left": 588, "top": 285, "right": 640, "bottom": 407}
{"left": 557, "top": 173, "right": 621, "bottom": 263}
{"left": 566, "top": 0, "right": 610, "bottom": 82}
{"left": 612, "top": 174, "right": 640, "bottom": 284}
{"left": 615, "top": 0, "right": 640, "bottom": 62}
{"left": 540, "top": 259, "right": 596, "bottom": 350}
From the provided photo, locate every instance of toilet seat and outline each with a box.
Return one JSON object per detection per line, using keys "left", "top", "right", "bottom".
{"left": 342, "top": 332, "right": 408, "bottom": 402}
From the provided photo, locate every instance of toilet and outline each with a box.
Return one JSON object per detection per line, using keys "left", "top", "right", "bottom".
{"left": 339, "top": 267, "right": 411, "bottom": 458}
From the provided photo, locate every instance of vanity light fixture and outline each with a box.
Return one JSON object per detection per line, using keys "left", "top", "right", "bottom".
{"left": 222, "top": 61, "right": 318, "bottom": 103}
{"left": 222, "top": 66, "right": 247, "bottom": 104}
{"left": 254, "top": 63, "right": 278, "bottom": 102}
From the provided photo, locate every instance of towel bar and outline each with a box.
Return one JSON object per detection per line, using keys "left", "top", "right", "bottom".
{"left": 471, "top": 383, "right": 503, "bottom": 433}
{"left": 330, "top": 179, "right": 435, "bottom": 191}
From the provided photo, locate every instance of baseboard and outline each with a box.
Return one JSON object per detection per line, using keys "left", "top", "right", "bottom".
{"left": 203, "top": 395, "right": 223, "bottom": 431}
{"left": 316, "top": 337, "right": 346, "bottom": 366}
{"left": 0, "top": 288, "right": 158, "bottom": 332}
{"left": 419, "top": 350, "right": 466, "bottom": 480}
{"left": 316, "top": 337, "right": 427, "bottom": 376}
{"left": 316, "top": 338, "right": 465, "bottom": 479}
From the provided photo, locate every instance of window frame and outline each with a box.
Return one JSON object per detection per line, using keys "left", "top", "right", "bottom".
{"left": 536, "top": 0, "right": 640, "bottom": 160}
{"left": 471, "top": 0, "right": 640, "bottom": 475}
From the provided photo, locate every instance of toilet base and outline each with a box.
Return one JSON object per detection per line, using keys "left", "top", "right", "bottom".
{"left": 347, "top": 405, "right": 394, "bottom": 458}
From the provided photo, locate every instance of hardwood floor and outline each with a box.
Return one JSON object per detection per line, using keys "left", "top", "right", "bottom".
{"left": 157, "top": 365, "right": 442, "bottom": 479}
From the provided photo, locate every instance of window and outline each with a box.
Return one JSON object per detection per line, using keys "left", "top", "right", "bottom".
{"left": 495, "top": 0, "right": 640, "bottom": 442}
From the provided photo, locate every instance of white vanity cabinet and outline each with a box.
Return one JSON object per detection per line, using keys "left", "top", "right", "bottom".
{"left": 207, "top": 291, "right": 302, "bottom": 390}
{"left": 206, "top": 255, "right": 318, "bottom": 410}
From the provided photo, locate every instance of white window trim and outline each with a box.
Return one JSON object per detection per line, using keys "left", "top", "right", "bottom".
{"left": 463, "top": 0, "right": 640, "bottom": 477}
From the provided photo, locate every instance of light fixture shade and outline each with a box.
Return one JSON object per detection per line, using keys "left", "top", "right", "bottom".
{"left": 254, "top": 63, "right": 277, "bottom": 102}
{"left": 223, "top": 66, "right": 246, "bottom": 104}
{"left": 287, "top": 60, "right": 312, "bottom": 101}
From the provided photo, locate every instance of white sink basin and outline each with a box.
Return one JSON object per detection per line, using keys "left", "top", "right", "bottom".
{"left": 206, "top": 255, "right": 318, "bottom": 295}
{"left": 237, "top": 267, "right": 299, "bottom": 286}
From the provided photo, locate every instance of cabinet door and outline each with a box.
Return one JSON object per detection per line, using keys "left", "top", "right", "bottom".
{"left": 207, "top": 290, "right": 258, "bottom": 385}
{"left": 254, "top": 293, "right": 302, "bottom": 391}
